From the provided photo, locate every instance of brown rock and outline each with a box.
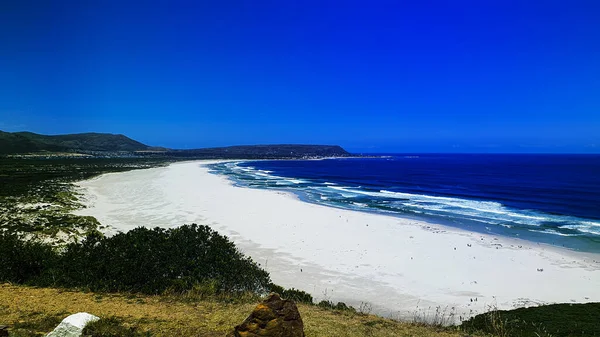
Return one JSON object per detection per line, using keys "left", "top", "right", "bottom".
{"left": 228, "top": 293, "right": 305, "bottom": 337}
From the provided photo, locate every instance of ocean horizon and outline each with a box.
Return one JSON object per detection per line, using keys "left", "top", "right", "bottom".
{"left": 209, "top": 154, "right": 600, "bottom": 253}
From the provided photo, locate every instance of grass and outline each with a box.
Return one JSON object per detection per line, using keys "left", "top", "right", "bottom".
{"left": 4, "top": 311, "right": 65, "bottom": 337}
{"left": 83, "top": 317, "right": 150, "bottom": 337}
{"left": 0, "top": 283, "right": 475, "bottom": 337}
{"left": 411, "top": 305, "right": 457, "bottom": 328}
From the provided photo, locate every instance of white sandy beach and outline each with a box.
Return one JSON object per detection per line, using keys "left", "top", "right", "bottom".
{"left": 73, "top": 160, "right": 600, "bottom": 322}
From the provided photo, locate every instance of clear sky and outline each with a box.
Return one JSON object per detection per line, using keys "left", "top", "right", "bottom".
{"left": 1, "top": 1, "right": 599, "bottom": 153}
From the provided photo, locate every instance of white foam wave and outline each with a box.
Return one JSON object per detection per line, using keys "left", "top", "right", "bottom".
{"left": 323, "top": 186, "right": 595, "bottom": 232}
{"left": 287, "top": 179, "right": 307, "bottom": 184}
{"left": 217, "top": 161, "right": 600, "bottom": 239}
{"left": 328, "top": 186, "right": 384, "bottom": 197}
{"left": 530, "top": 229, "right": 579, "bottom": 237}
{"left": 581, "top": 221, "right": 600, "bottom": 228}
{"left": 562, "top": 224, "right": 600, "bottom": 236}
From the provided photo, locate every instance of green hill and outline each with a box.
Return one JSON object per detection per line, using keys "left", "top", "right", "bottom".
{"left": 167, "top": 144, "right": 350, "bottom": 158}
{"left": 0, "top": 131, "right": 150, "bottom": 154}
{"left": 0, "top": 131, "right": 351, "bottom": 158}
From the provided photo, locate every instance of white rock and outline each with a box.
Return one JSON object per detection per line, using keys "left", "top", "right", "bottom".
{"left": 46, "top": 312, "right": 100, "bottom": 337}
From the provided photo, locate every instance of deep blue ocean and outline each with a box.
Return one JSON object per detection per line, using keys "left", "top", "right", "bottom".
{"left": 208, "top": 154, "right": 600, "bottom": 253}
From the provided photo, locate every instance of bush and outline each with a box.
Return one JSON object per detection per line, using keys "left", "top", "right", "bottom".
{"left": 267, "top": 284, "right": 313, "bottom": 304}
{"left": 318, "top": 300, "right": 335, "bottom": 309}
{"left": 269, "top": 283, "right": 285, "bottom": 295}
{"left": 332, "top": 301, "right": 355, "bottom": 312}
{"left": 460, "top": 303, "right": 600, "bottom": 337}
{"left": 317, "top": 300, "right": 355, "bottom": 312}
{"left": 0, "top": 231, "right": 58, "bottom": 283}
{"left": 281, "top": 288, "right": 313, "bottom": 304}
{"left": 0, "top": 224, "right": 271, "bottom": 295}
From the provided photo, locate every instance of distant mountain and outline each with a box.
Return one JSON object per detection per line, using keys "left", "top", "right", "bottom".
{"left": 0, "top": 131, "right": 150, "bottom": 154}
{"left": 166, "top": 144, "right": 350, "bottom": 159}
{"left": 0, "top": 131, "right": 351, "bottom": 158}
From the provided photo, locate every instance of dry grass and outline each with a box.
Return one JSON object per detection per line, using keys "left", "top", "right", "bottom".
{"left": 0, "top": 283, "right": 475, "bottom": 336}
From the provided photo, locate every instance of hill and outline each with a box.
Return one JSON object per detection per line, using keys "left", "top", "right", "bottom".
{"left": 0, "top": 131, "right": 351, "bottom": 158}
{"left": 165, "top": 144, "right": 350, "bottom": 158}
{"left": 0, "top": 131, "right": 150, "bottom": 154}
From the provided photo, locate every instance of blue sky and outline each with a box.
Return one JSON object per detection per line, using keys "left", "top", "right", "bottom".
{"left": 1, "top": 1, "right": 599, "bottom": 153}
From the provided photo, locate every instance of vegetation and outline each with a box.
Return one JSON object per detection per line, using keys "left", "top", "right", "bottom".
{"left": 0, "top": 284, "right": 472, "bottom": 337}
{"left": 82, "top": 317, "right": 150, "bottom": 337}
{"left": 317, "top": 300, "right": 356, "bottom": 312}
{"left": 1, "top": 311, "right": 65, "bottom": 337}
{"left": 461, "top": 303, "right": 600, "bottom": 337}
{"left": 412, "top": 305, "right": 457, "bottom": 328}
{"left": 0, "top": 225, "right": 270, "bottom": 295}
{"left": 0, "top": 157, "right": 170, "bottom": 239}
{"left": 0, "top": 232, "right": 56, "bottom": 284}
{"left": 269, "top": 284, "right": 314, "bottom": 304}
{"left": 0, "top": 158, "right": 169, "bottom": 202}
{"left": 0, "top": 131, "right": 151, "bottom": 154}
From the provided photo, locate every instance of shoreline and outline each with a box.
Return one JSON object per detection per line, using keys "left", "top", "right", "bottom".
{"left": 211, "top": 159, "right": 600, "bottom": 254}
{"left": 73, "top": 160, "right": 600, "bottom": 322}
{"left": 222, "top": 170, "right": 600, "bottom": 262}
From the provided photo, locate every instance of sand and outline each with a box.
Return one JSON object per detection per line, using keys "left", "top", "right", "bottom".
{"left": 73, "top": 160, "right": 600, "bottom": 322}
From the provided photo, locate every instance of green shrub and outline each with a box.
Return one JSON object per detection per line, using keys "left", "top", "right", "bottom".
{"left": 317, "top": 300, "right": 355, "bottom": 312}
{"left": 0, "top": 224, "right": 271, "bottom": 296}
{"left": 281, "top": 288, "right": 313, "bottom": 304}
{"left": 54, "top": 224, "right": 270, "bottom": 294}
{"left": 461, "top": 303, "right": 600, "bottom": 337}
{"left": 267, "top": 284, "right": 313, "bottom": 304}
{"left": 318, "top": 300, "right": 335, "bottom": 309}
{"left": 269, "top": 283, "right": 285, "bottom": 295}
{"left": 0, "top": 231, "right": 58, "bottom": 283}
{"left": 333, "top": 301, "right": 355, "bottom": 312}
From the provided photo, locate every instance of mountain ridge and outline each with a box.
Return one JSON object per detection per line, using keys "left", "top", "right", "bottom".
{"left": 0, "top": 131, "right": 350, "bottom": 158}
{"left": 0, "top": 131, "right": 150, "bottom": 154}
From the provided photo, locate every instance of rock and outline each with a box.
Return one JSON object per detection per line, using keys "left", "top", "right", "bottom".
{"left": 0, "top": 325, "right": 8, "bottom": 337}
{"left": 228, "top": 293, "right": 305, "bottom": 337}
{"left": 46, "top": 312, "right": 100, "bottom": 337}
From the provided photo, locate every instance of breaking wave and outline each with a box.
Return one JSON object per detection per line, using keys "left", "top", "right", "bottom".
{"left": 208, "top": 160, "right": 600, "bottom": 251}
